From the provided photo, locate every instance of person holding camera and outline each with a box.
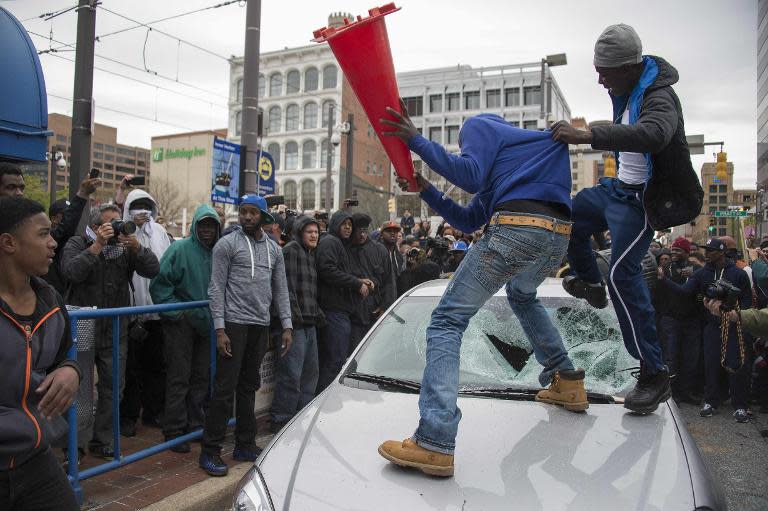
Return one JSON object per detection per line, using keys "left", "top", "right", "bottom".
{"left": 657, "top": 238, "right": 752, "bottom": 422}
{"left": 60, "top": 204, "right": 160, "bottom": 458}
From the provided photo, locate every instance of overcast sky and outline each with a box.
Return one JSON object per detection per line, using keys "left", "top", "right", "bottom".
{"left": 5, "top": 0, "right": 758, "bottom": 187}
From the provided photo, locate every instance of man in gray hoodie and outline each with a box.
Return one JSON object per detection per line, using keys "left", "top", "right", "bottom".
{"left": 200, "top": 194, "right": 292, "bottom": 477}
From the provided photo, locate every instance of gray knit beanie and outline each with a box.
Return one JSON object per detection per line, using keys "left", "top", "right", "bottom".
{"left": 593, "top": 24, "right": 643, "bottom": 68}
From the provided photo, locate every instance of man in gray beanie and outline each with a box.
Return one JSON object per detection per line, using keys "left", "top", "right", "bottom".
{"left": 550, "top": 24, "right": 699, "bottom": 415}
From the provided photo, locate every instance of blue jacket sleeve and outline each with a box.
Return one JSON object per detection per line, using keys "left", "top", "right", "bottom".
{"left": 420, "top": 185, "right": 491, "bottom": 234}
{"left": 408, "top": 118, "right": 501, "bottom": 193}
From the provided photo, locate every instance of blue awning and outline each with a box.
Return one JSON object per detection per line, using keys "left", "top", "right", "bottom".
{"left": 0, "top": 6, "right": 52, "bottom": 162}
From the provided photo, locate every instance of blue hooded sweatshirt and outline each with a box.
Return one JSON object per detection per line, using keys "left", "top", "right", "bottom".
{"left": 408, "top": 114, "right": 571, "bottom": 233}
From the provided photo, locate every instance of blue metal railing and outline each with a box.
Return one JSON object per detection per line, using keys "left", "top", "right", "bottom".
{"left": 65, "top": 301, "right": 234, "bottom": 505}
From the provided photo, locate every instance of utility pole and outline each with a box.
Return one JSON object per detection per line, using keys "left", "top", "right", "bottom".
{"left": 241, "top": 0, "right": 262, "bottom": 195}
{"left": 69, "top": 0, "right": 97, "bottom": 205}
{"left": 325, "top": 103, "right": 335, "bottom": 212}
{"left": 344, "top": 113, "right": 354, "bottom": 199}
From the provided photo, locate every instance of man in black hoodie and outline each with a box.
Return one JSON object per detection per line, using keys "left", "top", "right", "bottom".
{"left": 271, "top": 216, "right": 323, "bottom": 429}
{"left": 315, "top": 210, "right": 372, "bottom": 393}
{"left": 349, "top": 213, "right": 396, "bottom": 351}
{"left": 551, "top": 24, "right": 700, "bottom": 414}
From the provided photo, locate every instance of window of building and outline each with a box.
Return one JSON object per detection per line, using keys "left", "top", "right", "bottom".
{"left": 104, "top": 163, "right": 114, "bottom": 170}
{"left": 320, "top": 139, "right": 335, "bottom": 168}
{"left": 302, "top": 140, "right": 317, "bottom": 169}
{"left": 286, "top": 70, "right": 300, "bottom": 94}
{"left": 285, "top": 104, "right": 299, "bottom": 131}
{"left": 446, "top": 125, "right": 459, "bottom": 145}
{"left": 321, "top": 101, "right": 334, "bottom": 128}
{"left": 94, "top": 151, "right": 103, "bottom": 160}
{"left": 116, "top": 147, "right": 135, "bottom": 156}
{"left": 235, "top": 110, "right": 242, "bottom": 137}
{"left": 719, "top": 185, "right": 727, "bottom": 193}
{"left": 719, "top": 218, "right": 727, "bottom": 226}
{"left": 268, "top": 106, "right": 281, "bottom": 133}
{"left": 523, "top": 120, "right": 538, "bottom": 130}
{"left": 504, "top": 88, "right": 520, "bottom": 107}
{"left": 319, "top": 178, "right": 333, "bottom": 208}
{"left": 322, "top": 65, "right": 338, "bottom": 89}
{"left": 464, "top": 91, "right": 480, "bottom": 110}
{"left": 267, "top": 143, "right": 280, "bottom": 170}
{"left": 572, "top": 184, "right": 578, "bottom": 192}
{"left": 718, "top": 228, "right": 727, "bottom": 236}
{"left": 486, "top": 89, "right": 501, "bottom": 108}
{"left": 572, "top": 172, "right": 578, "bottom": 181}
{"left": 508, "top": 120, "right": 519, "bottom": 127}
{"left": 284, "top": 181, "right": 297, "bottom": 209}
{"left": 709, "top": 185, "right": 718, "bottom": 193}
{"left": 94, "top": 142, "right": 104, "bottom": 150}
{"left": 301, "top": 180, "right": 316, "bottom": 209}
{"left": 105, "top": 154, "right": 114, "bottom": 161}
{"left": 269, "top": 73, "right": 283, "bottom": 96}
{"left": 524, "top": 86, "right": 541, "bottom": 105}
{"left": 305, "top": 67, "right": 318, "bottom": 91}
{"left": 236, "top": 78, "right": 243, "bottom": 102}
{"left": 284, "top": 142, "right": 298, "bottom": 170}
{"left": 429, "top": 94, "right": 442, "bottom": 113}
{"left": 446, "top": 93, "right": 460, "bottom": 111}
{"left": 56, "top": 134, "right": 67, "bottom": 143}
{"left": 93, "top": 161, "right": 103, "bottom": 169}
{"left": 719, "top": 195, "right": 727, "bottom": 204}
{"left": 572, "top": 161, "right": 578, "bottom": 170}
{"left": 258, "top": 74, "right": 265, "bottom": 98}
{"left": 303, "top": 102, "right": 318, "bottom": 129}
{"left": 103, "top": 172, "right": 114, "bottom": 180}
{"left": 402, "top": 96, "right": 423, "bottom": 117}
{"left": 137, "top": 160, "right": 146, "bottom": 167}
{"left": 105, "top": 145, "right": 115, "bottom": 152}
{"left": 709, "top": 206, "right": 718, "bottom": 214}
{"left": 428, "top": 127, "right": 442, "bottom": 143}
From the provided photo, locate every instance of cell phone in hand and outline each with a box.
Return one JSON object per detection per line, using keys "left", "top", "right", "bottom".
{"left": 127, "top": 176, "right": 146, "bottom": 186}
{"left": 89, "top": 168, "right": 100, "bottom": 179}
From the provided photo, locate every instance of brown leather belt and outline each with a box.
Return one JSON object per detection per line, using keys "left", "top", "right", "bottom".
{"left": 491, "top": 214, "right": 572, "bottom": 236}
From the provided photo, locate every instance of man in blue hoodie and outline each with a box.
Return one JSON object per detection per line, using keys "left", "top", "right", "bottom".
{"left": 550, "top": 24, "right": 698, "bottom": 414}
{"left": 377, "top": 102, "right": 584, "bottom": 477}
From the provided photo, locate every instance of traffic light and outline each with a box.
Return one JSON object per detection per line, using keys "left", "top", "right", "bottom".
{"left": 604, "top": 154, "right": 616, "bottom": 178}
{"left": 708, "top": 217, "right": 716, "bottom": 233}
{"left": 715, "top": 151, "right": 728, "bottom": 181}
{"left": 387, "top": 197, "right": 396, "bottom": 213}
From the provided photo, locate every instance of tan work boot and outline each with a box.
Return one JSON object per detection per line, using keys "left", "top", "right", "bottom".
{"left": 378, "top": 438, "right": 454, "bottom": 477}
{"left": 536, "top": 368, "right": 589, "bottom": 412}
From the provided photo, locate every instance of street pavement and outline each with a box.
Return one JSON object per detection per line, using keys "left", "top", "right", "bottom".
{"left": 677, "top": 401, "right": 768, "bottom": 511}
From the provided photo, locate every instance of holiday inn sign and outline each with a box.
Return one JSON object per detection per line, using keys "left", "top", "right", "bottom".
{"left": 152, "top": 146, "right": 206, "bottom": 162}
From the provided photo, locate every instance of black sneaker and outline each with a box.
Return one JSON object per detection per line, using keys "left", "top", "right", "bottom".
{"left": 700, "top": 403, "right": 716, "bottom": 417}
{"left": 88, "top": 444, "right": 115, "bottom": 460}
{"left": 562, "top": 275, "right": 608, "bottom": 309}
{"left": 624, "top": 365, "right": 671, "bottom": 414}
{"left": 166, "top": 435, "right": 191, "bottom": 454}
{"left": 199, "top": 452, "right": 228, "bottom": 476}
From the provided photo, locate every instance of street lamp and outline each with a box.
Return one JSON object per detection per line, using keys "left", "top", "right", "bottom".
{"left": 47, "top": 150, "right": 67, "bottom": 207}
{"left": 539, "top": 53, "right": 568, "bottom": 127}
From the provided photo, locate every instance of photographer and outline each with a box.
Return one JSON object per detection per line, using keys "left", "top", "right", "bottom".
{"left": 658, "top": 238, "right": 752, "bottom": 422}
{"left": 60, "top": 205, "right": 160, "bottom": 458}
{"left": 425, "top": 236, "right": 451, "bottom": 272}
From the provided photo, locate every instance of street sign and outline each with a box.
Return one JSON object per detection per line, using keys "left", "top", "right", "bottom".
{"left": 713, "top": 210, "right": 750, "bottom": 217}
{"left": 211, "top": 137, "right": 241, "bottom": 205}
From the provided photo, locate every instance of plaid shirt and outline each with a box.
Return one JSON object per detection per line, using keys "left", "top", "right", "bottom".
{"left": 283, "top": 237, "right": 322, "bottom": 328}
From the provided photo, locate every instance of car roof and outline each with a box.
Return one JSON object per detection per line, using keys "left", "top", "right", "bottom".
{"left": 407, "top": 277, "right": 574, "bottom": 299}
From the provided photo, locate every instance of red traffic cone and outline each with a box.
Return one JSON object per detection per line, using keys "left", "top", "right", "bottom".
{"left": 313, "top": 3, "right": 417, "bottom": 191}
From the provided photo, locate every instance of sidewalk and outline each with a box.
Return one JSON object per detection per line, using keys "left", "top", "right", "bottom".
{"left": 63, "top": 416, "right": 273, "bottom": 511}
{"left": 677, "top": 402, "right": 768, "bottom": 511}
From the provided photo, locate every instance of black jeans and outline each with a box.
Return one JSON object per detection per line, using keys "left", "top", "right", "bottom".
{"left": 702, "top": 322, "right": 752, "bottom": 410}
{"left": 0, "top": 448, "right": 78, "bottom": 511}
{"left": 202, "top": 322, "right": 269, "bottom": 455}
{"left": 121, "top": 320, "right": 166, "bottom": 424}
{"left": 659, "top": 315, "right": 702, "bottom": 398}
{"left": 162, "top": 318, "right": 210, "bottom": 437}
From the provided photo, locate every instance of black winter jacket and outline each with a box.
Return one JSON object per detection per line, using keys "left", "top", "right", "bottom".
{"left": 316, "top": 211, "right": 361, "bottom": 314}
{"left": 590, "top": 56, "right": 703, "bottom": 230}
{"left": 654, "top": 259, "right": 700, "bottom": 320}
{"left": 60, "top": 236, "right": 159, "bottom": 348}
{"left": 43, "top": 195, "right": 88, "bottom": 295}
{"left": 349, "top": 238, "right": 396, "bottom": 325}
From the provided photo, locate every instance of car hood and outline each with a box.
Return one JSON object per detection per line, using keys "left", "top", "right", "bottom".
{"left": 259, "top": 383, "right": 694, "bottom": 511}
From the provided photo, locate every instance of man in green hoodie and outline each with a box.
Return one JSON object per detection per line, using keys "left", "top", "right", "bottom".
{"left": 150, "top": 205, "right": 221, "bottom": 453}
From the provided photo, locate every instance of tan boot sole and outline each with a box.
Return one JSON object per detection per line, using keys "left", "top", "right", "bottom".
{"left": 378, "top": 446, "right": 454, "bottom": 477}
{"left": 535, "top": 395, "right": 589, "bottom": 412}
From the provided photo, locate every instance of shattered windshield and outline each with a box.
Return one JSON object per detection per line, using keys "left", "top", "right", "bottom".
{"left": 349, "top": 295, "right": 636, "bottom": 396}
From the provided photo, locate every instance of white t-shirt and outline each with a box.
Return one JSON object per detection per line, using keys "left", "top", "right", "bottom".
{"left": 617, "top": 108, "right": 648, "bottom": 185}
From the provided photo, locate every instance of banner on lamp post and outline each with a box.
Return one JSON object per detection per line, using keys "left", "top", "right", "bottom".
{"left": 211, "top": 137, "right": 242, "bottom": 205}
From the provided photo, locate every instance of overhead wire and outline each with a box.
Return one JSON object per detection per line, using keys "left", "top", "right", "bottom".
{"left": 21, "top": 3, "right": 79, "bottom": 22}
{"left": 47, "top": 92, "right": 198, "bottom": 132}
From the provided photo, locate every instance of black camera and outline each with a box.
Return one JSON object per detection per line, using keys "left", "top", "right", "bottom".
{"left": 265, "top": 195, "right": 285, "bottom": 208}
{"left": 315, "top": 211, "right": 329, "bottom": 221}
{"left": 705, "top": 279, "right": 741, "bottom": 311}
{"left": 108, "top": 220, "right": 137, "bottom": 244}
{"left": 285, "top": 209, "right": 298, "bottom": 217}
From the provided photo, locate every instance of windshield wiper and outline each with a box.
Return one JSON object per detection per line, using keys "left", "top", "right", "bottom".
{"left": 459, "top": 386, "right": 616, "bottom": 404}
{"left": 343, "top": 372, "right": 421, "bottom": 394}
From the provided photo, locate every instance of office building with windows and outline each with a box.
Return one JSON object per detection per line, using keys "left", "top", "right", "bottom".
{"left": 693, "top": 161, "right": 737, "bottom": 242}
{"left": 758, "top": 0, "right": 768, "bottom": 238}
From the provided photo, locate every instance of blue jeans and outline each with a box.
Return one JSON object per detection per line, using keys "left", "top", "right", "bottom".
{"left": 271, "top": 327, "right": 319, "bottom": 424}
{"left": 317, "top": 311, "right": 352, "bottom": 393}
{"left": 567, "top": 178, "right": 663, "bottom": 372}
{"left": 414, "top": 219, "right": 574, "bottom": 454}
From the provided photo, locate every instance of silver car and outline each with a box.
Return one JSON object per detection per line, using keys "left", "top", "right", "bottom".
{"left": 234, "top": 278, "right": 726, "bottom": 511}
